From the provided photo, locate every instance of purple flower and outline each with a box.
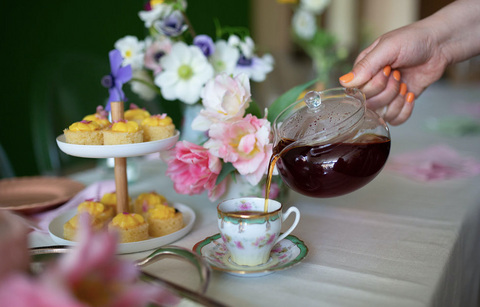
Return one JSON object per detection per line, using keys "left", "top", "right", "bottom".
{"left": 101, "top": 49, "right": 132, "bottom": 111}
{"left": 193, "top": 35, "right": 215, "bottom": 57}
{"left": 154, "top": 11, "right": 188, "bottom": 37}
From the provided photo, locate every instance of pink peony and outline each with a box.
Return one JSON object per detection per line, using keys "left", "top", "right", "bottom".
{"left": 161, "top": 141, "right": 227, "bottom": 201}
{"left": 204, "top": 114, "right": 273, "bottom": 185}
{"left": 191, "top": 73, "right": 251, "bottom": 131}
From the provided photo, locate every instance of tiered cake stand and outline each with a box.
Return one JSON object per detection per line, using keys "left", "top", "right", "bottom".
{"left": 52, "top": 101, "right": 195, "bottom": 253}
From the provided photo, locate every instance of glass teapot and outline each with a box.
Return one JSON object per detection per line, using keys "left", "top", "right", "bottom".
{"left": 270, "top": 87, "right": 391, "bottom": 198}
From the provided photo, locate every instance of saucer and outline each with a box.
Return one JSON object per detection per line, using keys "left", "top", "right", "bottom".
{"left": 193, "top": 233, "right": 308, "bottom": 277}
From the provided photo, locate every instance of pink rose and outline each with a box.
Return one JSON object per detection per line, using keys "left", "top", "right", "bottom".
{"left": 192, "top": 73, "right": 251, "bottom": 131}
{"left": 161, "top": 141, "right": 227, "bottom": 201}
{"left": 205, "top": 114, "right": 272, "bottom": 185}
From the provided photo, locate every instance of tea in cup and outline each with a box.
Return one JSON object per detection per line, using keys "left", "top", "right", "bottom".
{"left": 217, "top": 197, "right": 300, "bottom": 266}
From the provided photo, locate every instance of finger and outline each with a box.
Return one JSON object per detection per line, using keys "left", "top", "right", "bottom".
{"left": 359, "top": 66, "right": 395, "bottom": 99}
{"left": 365, "top": 75, "right": 402, "bottom": 111}
{"left": 354, "top": 38, "right": 380, "bottom": 66}
{"left": 389, "top": 92, "right": 415, "bottom": 126}
{"left": 339, "top": 39, "right": 398, "bottom": 88}
{"left": 383, "top": 88, "right": 407, "bottom": 122}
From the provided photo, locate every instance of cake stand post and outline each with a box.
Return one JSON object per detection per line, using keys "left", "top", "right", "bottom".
{"left": 110, "top": 101, "right": 129, "bottom": 214}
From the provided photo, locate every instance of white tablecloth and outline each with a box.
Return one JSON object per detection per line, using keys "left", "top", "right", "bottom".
{"left": 29, "top": 83, "right": 480, "bottom": 307}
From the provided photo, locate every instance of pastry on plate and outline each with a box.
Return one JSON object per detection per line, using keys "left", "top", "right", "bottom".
{"left": 100, "top": 192, "right": 132, "bottom": 215}
{"left": 124, "top": 103, "right": 151, "bottom": 125}
{"left": 147, "top": 205, "right": 183, "bottom": 237}
{"left": 64, "top": 120, "right": 103, "bottom": 145}
{"left": 141, "top": 114, "right": 175, "bottom": 142}
{"left": 108, "top": 212, "right": 149, "bottom": 243}
{"left": 134, "top": 192, "right": 167, "bottom": 217}
{"left": 102, "top": 120, "right": 143, "bottom": 145}
{"left": 77, "top": 200, "right": 115, "bottom": 225}
{"left": 83, "top": 105, "right": 111, "bottom": 128}
{"left": 63, "top": 214, "right": 103, "bottom": 241}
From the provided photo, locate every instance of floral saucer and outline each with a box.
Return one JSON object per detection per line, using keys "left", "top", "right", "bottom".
{"left": 193, "top": 233, "right": 308, "bottom": 277}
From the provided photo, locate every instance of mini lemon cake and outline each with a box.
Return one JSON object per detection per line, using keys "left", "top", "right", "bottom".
{"left": 77, "top": 200, "right": 115, "bottom": 225}
{"left": 134, "top": 192, "right": 168, "bottom": 217}
{"left": 141, "top": 114, "right": 175, "bottom": 142}
{"left": 108, "top": 212, "right": 149, "bottom": 243}
{"left": 100, "top": 192, "right": 132, "bottom": 215}
{"left": 63, "top": 214, "right": 104, "bottom": 241}
{"left": 83, "top": 106, "right": 111, "bottom": 128}
{"left": 102, "top": 120, "right": 143, "bottom": 145}
{"left": 64, "top": 120, "right": 103, "bottom": 145}
{"left": 147, "top": 205, "right": 183, "bottom": 237}
{"left": 124, "top": 104, "right": 151, "bottom": 125}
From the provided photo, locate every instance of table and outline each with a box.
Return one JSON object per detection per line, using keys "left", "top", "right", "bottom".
{"left": 29, "top": 83, "right": 480, "bottom": 307}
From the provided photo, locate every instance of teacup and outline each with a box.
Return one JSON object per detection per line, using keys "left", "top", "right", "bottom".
{"left": 217, "top": 197, "right": 300, "bottom": 266}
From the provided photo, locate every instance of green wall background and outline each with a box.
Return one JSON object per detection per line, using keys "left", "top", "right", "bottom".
{"left": 1, "top": 1, "right": 250, "bottom": 177}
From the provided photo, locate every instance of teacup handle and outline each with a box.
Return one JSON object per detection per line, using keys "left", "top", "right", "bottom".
{"left": 274, "top": 206, "right": 300, "bottom": 245}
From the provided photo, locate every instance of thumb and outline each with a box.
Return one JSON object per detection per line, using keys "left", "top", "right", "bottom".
{"left": 339, "top": 40, "right": 394, "bottom": 88}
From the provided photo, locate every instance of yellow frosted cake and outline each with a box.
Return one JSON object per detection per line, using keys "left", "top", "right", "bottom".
{"left": 83, "top": 106, "right": 111, "bottom": 128}
{"left": 77, "top": 200, "right": 114, "bottom": 225}
{"left": 134, "top": 192, "right": 167, "bottom": 217}
{"left": 141, "top": 114, "right": 175, "bottom": 142}
{"left": 147, "top": 205, "right": 183, "bottom": 237}
{"left": 100, "top": 192, "right": 132, "bottom": 215}
{"left": 108, "top": 213, "right": 149, "bottom": 243}
{"left": 63, "top": 214, "right": 104, "bottom": 241}
{"left": 124, "top": 104, "right": 151, "bottom": 125}
{"left": 102, "top": 120, "right": 143, "bottom": 145}
{"left": 64, "top": 120, "right": 103, "bottom": 145}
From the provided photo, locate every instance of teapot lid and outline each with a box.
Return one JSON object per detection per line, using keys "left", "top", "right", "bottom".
{"left": 273, "top": 87, "right": 366, "bottom": 144}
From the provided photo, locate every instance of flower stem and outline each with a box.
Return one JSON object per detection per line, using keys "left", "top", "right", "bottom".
{"left": 130, "top": 78, "right": 162, "bottom": 95}
{"left": 181, "top": 11, "right": 196, "bottom": 38}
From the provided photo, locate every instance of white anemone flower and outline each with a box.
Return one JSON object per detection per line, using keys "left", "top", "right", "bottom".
{"left": 130, "top": 69, "right": 157, "bottom": 101}
{"left": 292, "top": 9, "right": 317, "bottom": 40}
{"left": 138, "top": 4, "right": 173, "bottom": 28}
{"left": 114, "top": 36, "right": 145, "bottom": 71}
{"left": 300, "top": 0, "right": 331, "bottom": 15}
{"left": 154, "top": 42, "right": 214, "bottom": 104}
{"left": 209, "top": 40, "right": 240, "bottom": 76}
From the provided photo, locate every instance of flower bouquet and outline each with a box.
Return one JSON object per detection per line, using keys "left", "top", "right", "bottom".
{"left": 161, "top": 73, "right": 317, "bottom": 202}
{"left": 105, "top": 0, "right": 275, "bottom": 143}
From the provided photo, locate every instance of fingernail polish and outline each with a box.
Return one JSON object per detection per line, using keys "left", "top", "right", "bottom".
{"left": 339, "top": 72, "right": 354, "bottom": 83}
{"left": 393, "top": 70, "right": 401, "bottom": 81}
{"left": 383, "top": 66, "right": 391, "bottom": 77}
{"left": 400, "top": 83, "right": 407, "bottom": 96}
{"left": 406, "top": 92, "right": 415, "bottom": 103}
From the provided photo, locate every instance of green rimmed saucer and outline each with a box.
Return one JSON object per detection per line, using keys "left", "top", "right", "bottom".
{"left": 193, "top": 233, "right": 308, "bottom": 277}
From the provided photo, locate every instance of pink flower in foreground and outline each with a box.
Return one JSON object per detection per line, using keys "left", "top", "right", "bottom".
{"left": 0, "top": 214, "right": 179, "bottom": 307}
{"left": 192, "top": 73, "right": 251, "bottom": 131}
{"left": 205, "top": 114, "right": 273, "bottom": 185}
{"left": 161, "top": 141, "right": 227, "bottom": 201}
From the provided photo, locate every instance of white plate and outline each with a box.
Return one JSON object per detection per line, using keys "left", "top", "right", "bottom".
{"left": 56, "top": 130, "right": 180, "bottom": 158}
{"left": 49, "top": 202, "right": 195, "bottom": 254}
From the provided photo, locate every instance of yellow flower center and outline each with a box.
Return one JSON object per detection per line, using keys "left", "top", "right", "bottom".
{"left": 125, "top": 50, "right": 132, "bottom": 58}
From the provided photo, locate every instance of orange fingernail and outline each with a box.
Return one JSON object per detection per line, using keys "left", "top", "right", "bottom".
{"left": 339, "top": 72, "right": 354, "bottom": 83}
{"left": 400, "top": 83, "right": 407, "bottom": 96}
{"left": 393, "top": 70, "right": 401, "bottom": 81}
{"left": 406, "top": 92, "right": 415, "bottom": 103}
{"left": 383, "top": 66, "right": 391, "bottom": 77}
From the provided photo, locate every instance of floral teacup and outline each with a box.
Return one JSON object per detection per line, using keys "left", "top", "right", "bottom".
{"left": 217, "top": 197, "right": 300, "bottom": 266}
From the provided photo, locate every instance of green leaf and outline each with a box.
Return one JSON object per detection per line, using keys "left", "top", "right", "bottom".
{"left": 267, "top": 79, "right": 318, "bottom": 123}
{"left": 215, "top": 162, "right": 236, "bottom": 185}
{"left": 245, "top": 100, "right": 263, "bottom": 118}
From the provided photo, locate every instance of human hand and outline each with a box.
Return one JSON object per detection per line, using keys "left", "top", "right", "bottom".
{"left": 339, "top": 22, "right": 449, "bottom": 125}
